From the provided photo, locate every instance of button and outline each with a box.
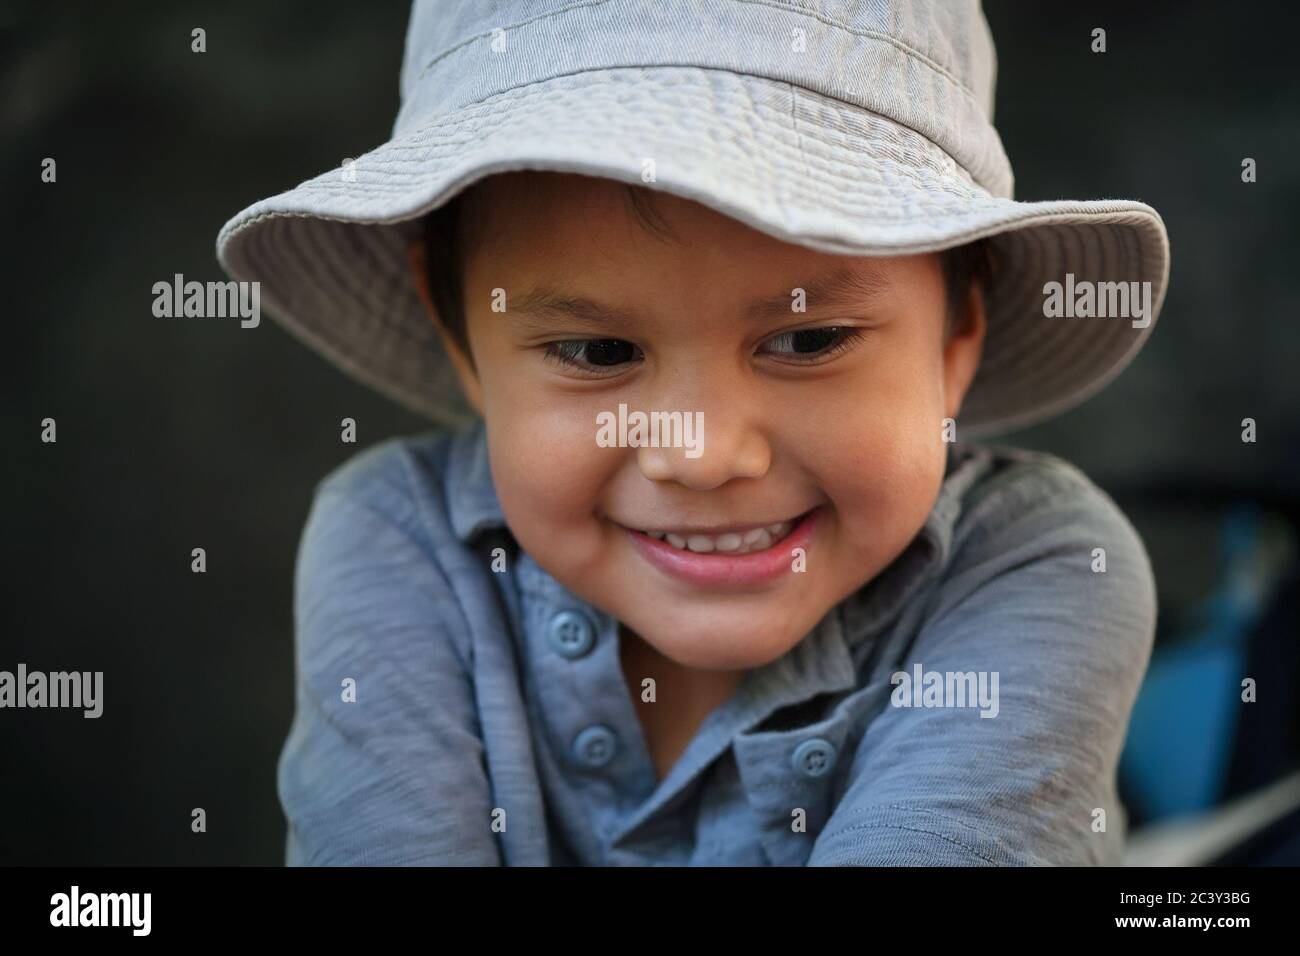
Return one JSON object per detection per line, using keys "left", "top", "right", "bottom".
{"left": 791, "top": 738, "right": 836, "bottom": 778}
{"left": 572, "top": 725, "right": 618, "bottom": 769}
{"left": 546, "top": 609, "right": 596, "bottom": 659}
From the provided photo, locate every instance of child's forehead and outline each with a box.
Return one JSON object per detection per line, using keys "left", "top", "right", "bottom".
{"left": 474, "top": 258, "right": 940, "bottom": 345}
{"left": 465, "top": 171, "right": 849, "bottom": 271}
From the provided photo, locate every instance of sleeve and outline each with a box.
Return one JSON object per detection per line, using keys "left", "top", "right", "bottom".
{"left": 807, "top": 468, "right": 1157, "bottom": 866}
{"left": 277, "top": 455, "right": 502, "bottom": 866}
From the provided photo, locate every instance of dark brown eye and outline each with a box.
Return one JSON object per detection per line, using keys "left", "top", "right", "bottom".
{"left": 544, "top": 338, "right": 642, "bottom": 371}
{"left": 760, "top": 326, "right": 863, "bottom": 361}
{"left": 582, "top": 339, "right": 638, "bottom": 365}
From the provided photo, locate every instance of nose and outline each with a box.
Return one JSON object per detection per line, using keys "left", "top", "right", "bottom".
{"left": 634, "top": 391, "right": 771, "bottom": 492}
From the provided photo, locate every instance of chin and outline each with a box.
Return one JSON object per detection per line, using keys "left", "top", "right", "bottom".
{"left": 630, "top": 608, "right": 815, "bottom": 671}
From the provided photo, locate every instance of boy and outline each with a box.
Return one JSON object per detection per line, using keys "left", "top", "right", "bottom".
{"left": 218, "top": 0, "right": 1170, "bottom": 865}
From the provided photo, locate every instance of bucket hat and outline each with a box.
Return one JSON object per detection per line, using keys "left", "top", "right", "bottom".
{"left": 216, "top": 0, "right": 1170, "bottom": 437}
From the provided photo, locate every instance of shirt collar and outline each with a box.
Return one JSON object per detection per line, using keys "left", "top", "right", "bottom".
{"left": 444, "top": 418, "right": 508, "bottom": 543}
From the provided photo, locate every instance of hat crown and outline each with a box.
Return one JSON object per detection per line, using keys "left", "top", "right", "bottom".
{"left": 396, "top": 0, "right": 1011, "bottom": 197}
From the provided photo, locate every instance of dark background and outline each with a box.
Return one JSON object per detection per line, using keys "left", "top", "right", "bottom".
{"left": 3, "top": 1, "right": 1297, "bottom": 864}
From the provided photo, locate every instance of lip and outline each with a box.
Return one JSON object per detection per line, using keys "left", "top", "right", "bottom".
{"left": 624, "top": 507, "right": 820, "bottom": 587}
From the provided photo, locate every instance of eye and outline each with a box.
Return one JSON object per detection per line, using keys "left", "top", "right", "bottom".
{"left": 543, "top": 338, "right": 643, "bottom": 373}
{"left": 759, "top": 326, "right": 863, "bottom": 363}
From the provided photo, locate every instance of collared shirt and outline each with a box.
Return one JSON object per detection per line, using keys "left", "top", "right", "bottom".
{"left": 278, "top": 420, "right": 1155, "bottom": 866}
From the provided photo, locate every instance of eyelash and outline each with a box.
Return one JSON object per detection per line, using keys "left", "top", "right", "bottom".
{"left": 541, "top": 326, "right": 865, "bottom": 374}
{"left": 542, "top": 339, "right": 642, "bottom": 374}
{"left": 761, "top": 326, "right": 864, "bottom": 363}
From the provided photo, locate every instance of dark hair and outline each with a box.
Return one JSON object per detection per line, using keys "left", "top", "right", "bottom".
{"left": 422, "top": 183, "right": 995, "bottom": 363}
{"left": 938, "top": 233, "right": 997, "bottom": 335}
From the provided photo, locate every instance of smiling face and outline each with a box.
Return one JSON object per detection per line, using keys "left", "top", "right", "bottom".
{"left": 411, "top": 171, "right": 985, "bottom": 671}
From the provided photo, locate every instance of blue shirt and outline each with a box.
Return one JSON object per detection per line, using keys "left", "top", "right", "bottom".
{"left": 278, "top": 420, "right": 1155, "bottom": 865}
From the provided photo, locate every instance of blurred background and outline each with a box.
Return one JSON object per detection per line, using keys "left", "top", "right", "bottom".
{"left": 2, "top": 0, "right": 1297, "bottom": 864}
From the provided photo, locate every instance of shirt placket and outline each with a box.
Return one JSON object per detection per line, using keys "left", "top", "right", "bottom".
{"left": 514, "top": 554, "right": 661, "bottom": 856}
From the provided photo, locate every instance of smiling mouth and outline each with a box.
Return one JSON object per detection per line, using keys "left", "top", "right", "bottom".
{"left": 626, "top": 512, "right": 810, "bottom": 556}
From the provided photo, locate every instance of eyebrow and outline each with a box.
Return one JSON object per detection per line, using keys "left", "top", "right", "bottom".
{"left": 742, "top": 265, "right": 893, "bottom": 322}
{"left": 508, "top": 265, "right": 893, "bottom": 332}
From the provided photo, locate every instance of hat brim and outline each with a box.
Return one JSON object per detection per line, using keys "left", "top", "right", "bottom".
{"left": 217, "top": 66, "right": 1169, "bottom": 438}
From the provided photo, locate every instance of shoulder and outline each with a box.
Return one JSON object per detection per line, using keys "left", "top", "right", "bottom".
{"left": 945, "top": 443, "right": 1153, "bottom": 598}
{"left": 918, "top": 442, "right": 1157, "bottom": 681}
{"left": 948, "top": 443, "right": 1143, "bottom": 553}
{"left": 311, "top": 430, "right": 460, "bottom": 533}
{"left": 294, "top": 429, "right": 484, "bottom": 669}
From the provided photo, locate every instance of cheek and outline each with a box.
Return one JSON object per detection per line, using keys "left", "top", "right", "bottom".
{"left": 472, "top": 330, "right": 626, "bottom": 576}
{"left": 820, "top": 408, "right": 944, "bottom": 499}
{"left": 789, "top": 363, "right": 948, "bottom": 572}
{"left": 817, "top": 420, "right": 946, "bottom": 578}
{"left": 483, "top": 399, "right": 618, "bottom": 572}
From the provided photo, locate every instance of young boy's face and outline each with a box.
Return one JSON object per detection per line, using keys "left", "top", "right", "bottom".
{"left": 419, "top": 172, "right": 984, "bottom": 672}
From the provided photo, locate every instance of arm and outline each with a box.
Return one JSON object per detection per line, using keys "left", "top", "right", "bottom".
{"left": 278, "top": 466, "right": 501, "bottom": 865}
{"left": 809, "top": 470, "right": 1156, "bottom": 865}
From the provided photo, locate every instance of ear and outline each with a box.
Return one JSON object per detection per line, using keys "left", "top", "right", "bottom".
{"left": 941, "top": 278, "right": 987, "bottom": 421}
{"left": 406, "top": 237, "right": 484, "bottom": 415}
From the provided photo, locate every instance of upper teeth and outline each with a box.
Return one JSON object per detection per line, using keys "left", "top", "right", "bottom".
{"left": 645, "top": 520, "right": 795, "bottom": 554}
